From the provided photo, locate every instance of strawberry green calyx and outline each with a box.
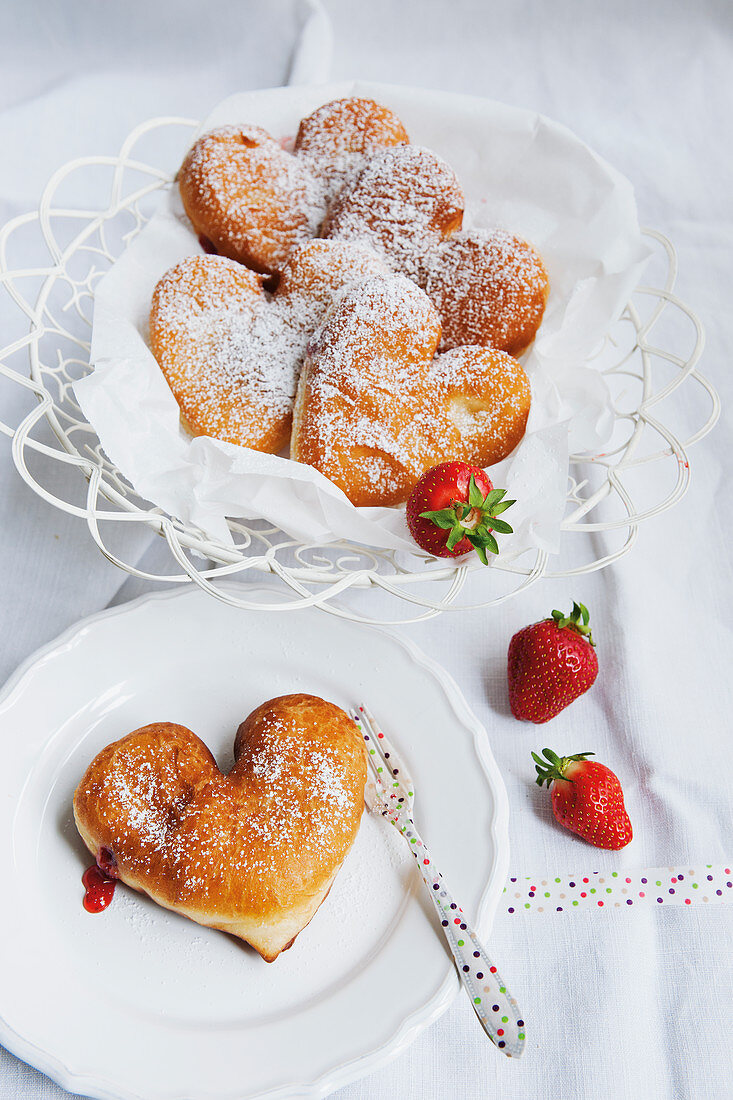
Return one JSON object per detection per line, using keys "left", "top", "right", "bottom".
{"left": 532, "top": 747, "right": 595, "bottom": 788}
{"left": 550, "top": 601, "right": 595, "bottom": 646}
{"left": 419, "top": 477, "right": 515, "bottom": 566}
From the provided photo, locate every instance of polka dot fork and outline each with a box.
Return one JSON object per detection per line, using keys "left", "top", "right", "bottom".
{"left": 351, "top": 703, "right": 526, "bottom": 1059}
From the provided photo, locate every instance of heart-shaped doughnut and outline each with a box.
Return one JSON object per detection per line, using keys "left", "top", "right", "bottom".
{"left": 179, "top": 99, "right": 413, "bottom": 280}
{"left": 178, "top": 124, "right": 325, "bottom": 277}
{"left": 149, "top": 242, "right": 389, "bottom": 451}
{"left": 294, "top": 96, "right": 409, "bottom": 192}
{"left": 291, "top": 275, "right": 531, "bottom": 507}
{"left": 275, "top": 237, "right": 390, "bottom": 326}
{"left": 73, "top": 694, "right": 367, "bottom": 962}
{"left": 424, "top": 229, "right": 549, "bottom": 355}
{"left": 295, "top": 96, "right": 409, "bottom": 160}
{"left": 176, "top": 99, "right": 548, "bottom": 365}
{"left": 322, "top": 144, "right": 465, "bottom": 282}
{"left": 149, "top": 254, "right": 291, "bottom": 452}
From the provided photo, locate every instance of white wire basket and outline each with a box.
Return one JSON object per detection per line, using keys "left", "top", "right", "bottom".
{"left": 0, "top": 116, "right": 719, "bottom": 624}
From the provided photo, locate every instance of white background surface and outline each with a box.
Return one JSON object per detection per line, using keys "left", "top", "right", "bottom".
{"left": 0, "top": 2, "right": 731, "bottom": 1099}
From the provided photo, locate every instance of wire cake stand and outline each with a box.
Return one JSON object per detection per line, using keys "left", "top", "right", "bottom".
{"left": 0, "top": 117, "right": 719, "bottom": 623}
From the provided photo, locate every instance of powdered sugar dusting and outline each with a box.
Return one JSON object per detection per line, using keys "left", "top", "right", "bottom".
{"left": 425, "top": 346, "right": 532, "bottom": 465}
{"left": 150, "top": 257, "right": 302, "bottom": 447}
{"left": 94, "top": 756, "right": 171, "bottom": 851}
{"left": 425, "top": 228, "right": 549, "bottom": 354}
{"left": 323, "top": 144, "right": 464, "bottom": 281}
{"left": 293, "top": 277, "right": 531, "bottom": 501}
{"left": 294, "top": 96, "right": 410, "bottom": 200}
{"left": 76, "top": 704, "right": 365, "bottom": 916}
{"left": 150, "top": 246, "right": 398, "bottom": 450}
{"left": 292, "top": 275, "right": 444, "bottom": 503}
{"left": 179, "top": 125, "right": 329, "bottom": 273}
{"left": 277, "top": 239, "right": 390, "bottom": 330}
{"left": 165, "top": 102, "right": 545, "bottom": 494}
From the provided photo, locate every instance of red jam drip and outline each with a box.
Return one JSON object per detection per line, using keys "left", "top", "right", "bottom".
{"left": 82, "top": 848, "right": 118, "bottom": 913}
{"left": 82, "top": 866, "right": 116, "bottom": 913}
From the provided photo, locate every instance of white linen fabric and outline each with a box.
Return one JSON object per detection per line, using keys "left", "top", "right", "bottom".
{"left": 0, "top": 2, "right": 731, "bottom": 1099}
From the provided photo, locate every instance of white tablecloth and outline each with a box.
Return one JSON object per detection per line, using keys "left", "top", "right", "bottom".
{"left": 1, "top": 2, "right": 731, "bottom": 1098}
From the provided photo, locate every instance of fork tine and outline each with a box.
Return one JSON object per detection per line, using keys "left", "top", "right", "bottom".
{"left": 353, "top": 706, "right": 391, "bottom": 772}
{"left": 355, "top": 704, "right": 415, "bottom": 810}
{"left": 347, "top": 708, "right": 387, "bottom": 787}
{"left": 349, "top": 708, "right": 385, "bottom": 807}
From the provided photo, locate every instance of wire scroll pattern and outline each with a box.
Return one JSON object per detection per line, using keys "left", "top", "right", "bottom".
{"left": 0, "top": 117, "right": 719, "bottom": 624}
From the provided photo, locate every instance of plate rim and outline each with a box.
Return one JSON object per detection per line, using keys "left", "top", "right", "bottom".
{"left": 0, "top": 583, "right": 510, "bottom": 1100}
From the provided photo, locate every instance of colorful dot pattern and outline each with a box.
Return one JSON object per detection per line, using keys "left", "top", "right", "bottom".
{"left": 353, "top": 705, "right": 526, "bottom": 1059}
{"left": 503, "top": 865, "right": 733, "bottom": 914}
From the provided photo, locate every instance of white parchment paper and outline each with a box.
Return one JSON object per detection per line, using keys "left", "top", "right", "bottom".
{"left": 76, "top": 80, "right": 650, "bottom": 556}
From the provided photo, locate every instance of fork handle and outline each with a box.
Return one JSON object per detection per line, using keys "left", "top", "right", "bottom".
{"left": 399, "top": 819, "right": 526, "bottom": 1058}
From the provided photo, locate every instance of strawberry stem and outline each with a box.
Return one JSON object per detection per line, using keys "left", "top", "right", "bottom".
{"left": 532, "top": 747, "right": 595, "bottom": 787}
{"left": 419, "top": 477, "right": 515, "bottom": 566}
{"left": 550, "top": 601, "right": 595, "bottom": 646}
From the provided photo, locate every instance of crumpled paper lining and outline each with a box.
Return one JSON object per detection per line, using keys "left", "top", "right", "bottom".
{"left": 75, "top": 80, "right": 650, "bottom": 559}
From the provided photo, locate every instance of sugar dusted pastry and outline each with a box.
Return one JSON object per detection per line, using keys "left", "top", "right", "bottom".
{"left": 322, "top": 144, "right": 465, "bottom": 280}
{"left": 276, "top": 237, "right": 390, "bottom": 321}
{"left": 149, "top": 243, "right": 390, "bottom": 452}
{"left": 73, "top": 694, "right": 367, "bottom": 962}
{"left": 295, "top": 96, "right": 409, "bottom": 159}
{"left": 291, "top": 275, "right": 531, "bottom": 507}
{"left": 164, "top": 97, "right": 544, "bottom": 499}
{"left": 178, "top": 124, "right": 324, "bottom": 277}
{"left": 292, "top": 275, "right": 442, "bottom": 506}
{"left": 149, "top": 255, "right": 295, "bottom": 452}
{"left": 425, "top": 229, "right": 549, "bottom": 356}
{"left": 425, "top": 345, "right": 531, "bottom": 470}
{"left": 294, "top": 96, "right": 409, "bottom": 191}
{"left": 178, "top": 100, "right": 409, "bottom": 278}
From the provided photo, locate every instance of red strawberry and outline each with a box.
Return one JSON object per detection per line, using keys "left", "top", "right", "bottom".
{"left": 406, "top": 462, "right": 515, "bottom": 564}
{"left": 507, "top": 601, "right": 598, "bottom": 722}
{"left": 532, "top": 748, "right": 633, "bottom": 850}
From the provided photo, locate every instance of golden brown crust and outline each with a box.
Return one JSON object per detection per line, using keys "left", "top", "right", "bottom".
{"left": 149, "top": 244, "right": 393, "bottom": 453}
{"left": 294, "top": 97, "right": 409, "bottom": 159}
{"left": 73, "top": 695, "right": 367, "bottom": 962}
{"left": 178, "top": 125, "right": 323, "bottom": 276}
{"left": 291, "top": 275, "right": 442, "bottom": 506}
{"left": 425, "top": 229, "right": 549, "bottom": 356}
{"left": 426, "top": 346, "right": 532, "bottom": 468}
{"left": 322, "top": 144, "right": 464, "bottom": 282}
{"left": 178, "top": 101, "right": 411, "bottom": 279}
{"left": 166, "top": 100, "right": 544, "bottom": 501}
{"left": 275, "top": 238, "right": 390, "bottom": 315}
{"left": 291, "top": 277, "right": 531, "bottom": 506}
{"left": 149, "top": 254, "right": 294, "bottom": 452}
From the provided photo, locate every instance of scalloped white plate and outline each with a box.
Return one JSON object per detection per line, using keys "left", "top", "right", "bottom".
{"left": 0, "top": 585, "right": 509, "bottom": 1100}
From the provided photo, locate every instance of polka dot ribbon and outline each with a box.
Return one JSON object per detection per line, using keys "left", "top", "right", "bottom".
{"left": 503, "top": 865, "right": 733, "bottom": 914}
{"left": 352, "top": 705, "right": 526, "bottom": 1059}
